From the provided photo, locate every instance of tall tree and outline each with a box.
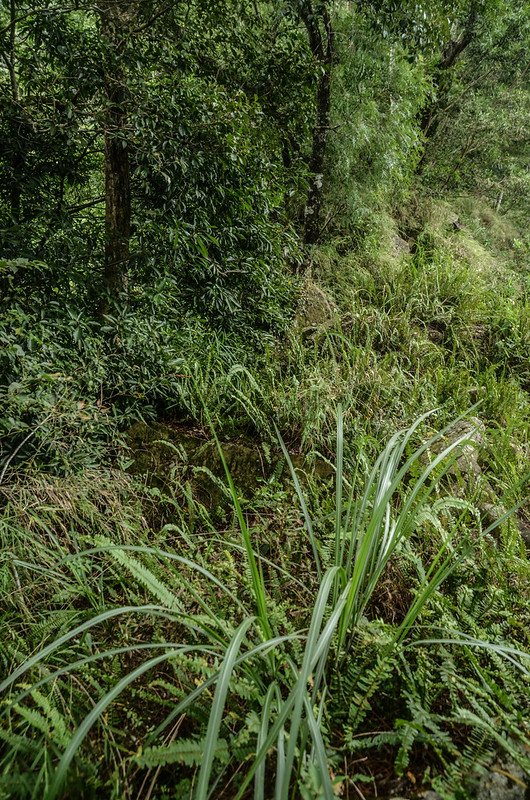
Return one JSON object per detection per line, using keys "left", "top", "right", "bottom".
{"left": 99, "top": 0, "right": 136, "bottom": 305}
{"left": 290, "top": 0, "right": 335, "bottom": 244}
{"left": 0, "top": 0, "right": 302, "bottom": 324}
{"left": 419, "top": 0, "right": 482, "bottom": 142}
{"left": 0, "top": 0, "right": 102, "bottom": 269}
{"left": 1, "top": 0, "right": 22, "bottom": 221}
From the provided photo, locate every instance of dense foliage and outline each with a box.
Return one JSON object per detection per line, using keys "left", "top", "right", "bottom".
{"left": 1, "top": 0, "right": 529, "bottom": 798}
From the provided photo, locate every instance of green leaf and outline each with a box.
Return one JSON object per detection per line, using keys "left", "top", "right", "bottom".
{"left": 136, "top": 737, "right": 229, "bottom": 768}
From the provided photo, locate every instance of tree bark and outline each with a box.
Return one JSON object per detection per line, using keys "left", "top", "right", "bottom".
{"left": 100, "top": 1, "right": 132, "bottom": 307}
{"left": 103, "top": 73, "right": 130, "bottom": 298}
{"left": 418, "top": 0, "right": 480, "bottom": 166}
{"left": 297, "top": 2, "right": 334, "bottom": 245}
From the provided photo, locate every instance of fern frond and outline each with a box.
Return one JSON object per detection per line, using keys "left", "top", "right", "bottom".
{"left": 135, "top": 736, "right": 229, "bottom": 768}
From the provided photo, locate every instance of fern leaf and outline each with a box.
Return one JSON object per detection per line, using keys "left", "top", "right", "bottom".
{"left": 136, "top": 737, "right": 229, "bottom": 768}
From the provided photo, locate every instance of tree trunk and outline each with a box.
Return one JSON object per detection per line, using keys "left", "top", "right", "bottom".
{"left": 103, "top": 74, "right": 130, "bottom": 298}
{"left": 304, "top": 57, "right": 332, "bottom": 244}
{"left": 100, "top": 2, "right": 132, "bottom": 308}
{"left": 297, "top": 2, "right": 334, "bottom": 245}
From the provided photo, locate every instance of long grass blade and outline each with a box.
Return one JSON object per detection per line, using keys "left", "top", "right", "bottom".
{"left": 274, "top": 725, "right": 286, "bottom": 800}
{"left": 0, "top": 605, "right": 167, "bottom": 693}
{"left": 274, "top": 422, "right": 322, "bottom": 580}
{"left": 151, "top": 634, "right": 300, "bottom": 741}
{"left": 195, "top": 617, "right": 255, "bottom": 800}
{"left": 280, "top": 567, "right": 340, "bottom": 799}
{"left": 254, "top": 682, "right": 279, "bottom": 800}
{"left": 303, "top": 695, "right": 334, "bottom": 800}
{"left": 334, "top": 403, "right": 344, "bottom": 571}
{"left": 205, "top": 413, "right": 271, "bottom": 639}
{"left": 46, "top": 651, "right": 184, "bottom": 800}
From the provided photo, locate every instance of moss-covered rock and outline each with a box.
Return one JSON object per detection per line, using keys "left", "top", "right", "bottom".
{"left": 294, "top": 278, "right": 338, "bottom": 334}
{"left": 126, "top": 422, "right": 335, "bottom": 507}
{"left": 426, "top": 417, "right": 485, "bottom": 479}
{"left": 126, "top": 422, "right": 269, "bottom": 505}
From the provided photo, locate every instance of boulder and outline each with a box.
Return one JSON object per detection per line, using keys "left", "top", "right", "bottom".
{"left": 126, "top": 422, "right": 266, "bottom": 503}
{"left": 428, "top": 417, "right": 485, "bottom": 479}
{"left": 480, "top": 502, "right": 507, "bottom": 530}
{"left": 125, "top": 422, "right": 335, "bottom": 507}
{"left": 474, "top": 760, "right": 528, "bottom": 800}
{"left": 295, "top": 279, "right": 338, "bottom": 334}
{"left": 391, "top": 234, "right": 412, "bottom": 257}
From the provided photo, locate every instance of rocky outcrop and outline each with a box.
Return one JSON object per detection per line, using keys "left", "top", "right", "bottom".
{"left": 126, "top": 422, "right": 334, "bottom": 506}
{"left": 126, "top": 422, "right": 267, "bottom": 503}
{"left": 294, "top": 279, "right": 338, "bottom": 334}
{"left": 391, "top": 234, "right": 412, "bottom": 257}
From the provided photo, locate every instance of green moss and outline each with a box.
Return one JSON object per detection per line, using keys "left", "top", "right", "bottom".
{"left": 126, "top": 422, "right": 268, "bottom": 501}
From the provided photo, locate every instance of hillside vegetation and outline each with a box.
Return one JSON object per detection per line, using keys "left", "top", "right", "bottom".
{"left": 1, "top": 1, "right": 529, "bottom": 798}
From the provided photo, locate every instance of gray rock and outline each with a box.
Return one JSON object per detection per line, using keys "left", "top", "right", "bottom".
{"left": 295, "top": 280, "right": 338, "bottom": 333}
{"left": 429, "top": 417, "right": 485, "bottom": 478}
{"left": 481, "top": 503, "right": 507, "bottom": 529}
{"left": 391, "top": 234, "right": 412, "bottom": 257}
{"left": 474, "top": 760, "right": 528, "bottom": 800}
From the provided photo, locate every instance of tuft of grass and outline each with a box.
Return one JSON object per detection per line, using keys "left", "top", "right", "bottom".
{"left": 2, "top": 412, "right": 529, "bottom": 799}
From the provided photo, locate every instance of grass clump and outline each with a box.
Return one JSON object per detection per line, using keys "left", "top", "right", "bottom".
{"left": 1, "top": 411, "right": 529, "bottom": 799}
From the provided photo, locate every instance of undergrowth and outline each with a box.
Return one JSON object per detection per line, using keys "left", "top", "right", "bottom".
{"left": 1, "top": 410, "right": 529, "bottom": 799}
{"left": 1, "top": 198, "right": 529, "bottom": 798}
